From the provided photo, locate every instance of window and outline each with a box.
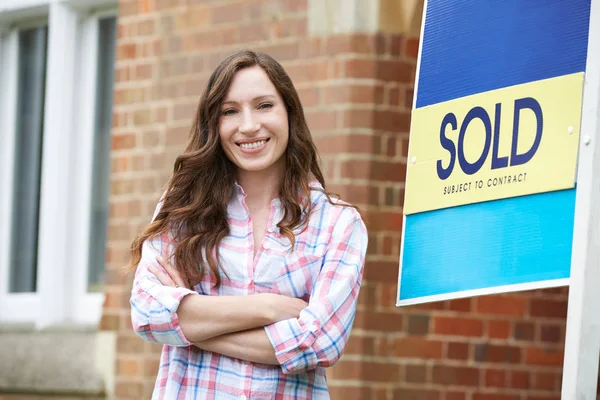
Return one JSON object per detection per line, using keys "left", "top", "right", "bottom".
{"left": 88, "top": 16, "right": 116, "bottom": 292}
{"left": 10, "top": 25, "right": 48, "bottom": 294}
{"left": 0, "top": 1, "right": 117, "bottom": 326}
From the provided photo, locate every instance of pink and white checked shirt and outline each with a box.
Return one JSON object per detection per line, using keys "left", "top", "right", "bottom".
{"left": 130, "top": 183, "right": 367, "bottom": 399}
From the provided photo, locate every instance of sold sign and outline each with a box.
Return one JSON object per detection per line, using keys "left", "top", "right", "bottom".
{"left": 403, "top": 72, "right": 584, "bottom": 215}
{"left": 437, "top": 98, "right": 542, "bottom": 179}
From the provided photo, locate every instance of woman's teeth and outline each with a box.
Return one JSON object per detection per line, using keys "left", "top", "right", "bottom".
{"left": 240, "top": 140, "right": 266, "bottom": 149}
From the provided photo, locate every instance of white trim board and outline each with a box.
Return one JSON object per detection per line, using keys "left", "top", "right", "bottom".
{"left": 561, "top": 0, "right": 600, "bottom": 397}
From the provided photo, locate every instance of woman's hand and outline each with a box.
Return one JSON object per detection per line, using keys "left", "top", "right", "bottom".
{"left": 261, "top": 294, "right": 308, "bottom": 323}
{"left": 148, "top": 256, "right": 191, "bottom": 289}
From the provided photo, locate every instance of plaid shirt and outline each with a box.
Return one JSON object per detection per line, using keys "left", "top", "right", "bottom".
{"left": 130, "top": 183, "right": 367, "bottom": 399}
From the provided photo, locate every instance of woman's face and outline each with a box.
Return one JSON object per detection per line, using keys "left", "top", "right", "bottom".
{"left": 219, "top": 66, "right": 289, "bottom": 178}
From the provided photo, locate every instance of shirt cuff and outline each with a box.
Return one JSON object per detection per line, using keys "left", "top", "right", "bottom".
{"left": 140, "top": 278, "right": 197, "bottom": 346}
{"left": 265, "top": 318, "right": 321, "bottom": 374}
{"left": 162, "top": 288, "right": 197, "bottom": 346}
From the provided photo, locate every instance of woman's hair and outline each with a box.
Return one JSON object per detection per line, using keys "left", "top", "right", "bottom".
{"left": 128, "top": 50, "right": 336, "bottom": 287}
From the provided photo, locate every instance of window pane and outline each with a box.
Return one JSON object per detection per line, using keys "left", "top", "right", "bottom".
{"left": 88, "top": 16, "right": 117, "bottom": 292}
{"left": 10, "top": 26, "right": 48, "bottom": 293}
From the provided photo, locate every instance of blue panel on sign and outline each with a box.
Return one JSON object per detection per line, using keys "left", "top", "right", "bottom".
{"left": 399, "top": 189, "right": 575, "bottom": 301}
{"left": 416, "top": 0, "right": 591, "bottom": 108}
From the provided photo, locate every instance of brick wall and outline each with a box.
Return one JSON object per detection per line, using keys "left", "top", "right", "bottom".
{"left": 106, "top": 1, "right": 570, "bottom": 399}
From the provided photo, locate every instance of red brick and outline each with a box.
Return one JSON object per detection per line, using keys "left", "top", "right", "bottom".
{"left": 407, "top": 314, "right": 430, "bottom": 335}
{"left": 474, "top": 344, "right": 521, "bottom": 364}
{"left": 525, "top": 347, "right": 564, "bottom": 366}
{"left": 376, "top": 59, "right": 415, "bottom": 83}
{"left": 472, "top": 394, "right": 520, "bottom": 400}
{"left": 285, "top": 61, "right": 330, "bottom": 83}
{"left": 327, "top": 360, "right": 361, "bottom": 380}
{"left": 489, "top": 320, "right": 511, "bottom": 339}
{"left": 540, "top": 324, "right": 562, "bottom": 343}
{"left": 405, "top": 37, "right": 420, "bottom": 59}
{"left": 212, "top": 3, "right": 244, "bottom": 24}
{"left": 353, "top": 310, "right": 403, "bottom": 332}
{"left": 117, "top": 43, "right": 136, "bottom": 60}
{"left": 115, "top": 381, "right": 143, "bottom": 398}
{"left": 407, "top": 301, "right": 446, "bottom": 311}
{"left": 530, "top": 299, "right": 568, "bottom": 318}
{"left": 391, "top": 337, "right": 443, "bottom": 359}
{"left": 340, "top": 160, "right": 406, "bottom": 182}
{"left": 323, "top": 84, "right": 385, "bottom": 105}
{"left": 117, "top": 358, "right": 140, "bottom": 376}
{"left": 344, "top": 334, "right": 375, "bottom": 356}
{"left": 510, "top": 370, "right": 530, "bottom": 389}
{"left": 296, "top": 86, "right": 319, "bottom": 107}
{"left": 446, "top": 392, "right": 468, "bottom": 400}
{"left": 255, "top": 42, "right": 299, "bottom": 61}
{"left": 514, "top": 321, "right": 535, "bottom": 341}
{"left": 363, "top": 361, "right": 401, "bottom": 382}
{"left": 327, "top": 184, "right": 379, "bottom": 206}
{"left": 363, "top": 210, "right": 403, "bottom": 232}
{"left": 476, "top": 295, "right": 526, "bottom": 316}
{"left": 328, "top": 386, "right": 370, "bottom": 400}
{"left": 341, "top": 108, "right": 375, "bottom": 129}
{"left": 314, "top": 134, "right": 380, "bottom": 155}
{"left": 393, "top": 389, "right": 440, "bottom": 400}
{"left": 485, "top": 369, "right": 506, "bottom": 387}
{"left": 379, "top": 282, "right": 399, "bottom": 308}
{"left": 381, "top": 235, "right": 395, "bottom": 256}
{"left": 390, "top": 35, "right": 403, "bottom": 56}
{"left": 433, "top": 365, "right": 479, "bottom": 386}
{"left": 447, "top": 342, "right": 469, "bottom": 360}
{"left": 532, "top": 372, "right": 558, "bottom": 391}
{"left": 345, "top": 58, "right": 376, "bottom": 78}
{"left": 143, "top": 358, "right": 160, "bottom": 377}
{"left": 374, "top": 110, "right": 411, "bottom": 132}
{"left": 447, "top": 297, "right": 472, "bottom": 312}
{"left": 305, "top": 110, "right": 337, "bottom": 131}
{"left": 434, "top": 316, "right": 484, "bottom": 337}
{"left": 406, "top": 364, "right": 427, "bottom": 383}
{"left": 363, "top": 261, "right": 399, "bottom": 283}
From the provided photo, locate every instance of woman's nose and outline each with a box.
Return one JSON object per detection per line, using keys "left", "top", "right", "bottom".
{"left": 238, "top": 110, "right": 260, "bottom": 134}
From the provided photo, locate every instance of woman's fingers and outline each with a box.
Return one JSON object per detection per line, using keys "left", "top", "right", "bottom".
{"left": 147, "top": 264, "right": 176, "bottom": 287}
{"left": 156, "top": 256, "right": 189, "bottom": 288}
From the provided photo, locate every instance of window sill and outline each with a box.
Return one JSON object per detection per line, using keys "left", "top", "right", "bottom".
{"left": 0, "top": 330, "right": 115, "bottom": 397}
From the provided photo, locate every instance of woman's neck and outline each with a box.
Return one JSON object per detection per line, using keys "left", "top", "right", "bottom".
{"left": 236, "top": 164, "right": 283, "bottom": 211}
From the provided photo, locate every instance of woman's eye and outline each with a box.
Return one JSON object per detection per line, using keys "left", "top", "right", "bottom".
{"left": 222, "top": 108, "right": 237, "bottom": 116}
{"left": 258, "top": 103, "right": 273, "bottom": 110}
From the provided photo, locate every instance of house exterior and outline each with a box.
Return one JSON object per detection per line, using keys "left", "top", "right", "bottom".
{"left": 0, "top": 1, "right": 568, "bottom": 399}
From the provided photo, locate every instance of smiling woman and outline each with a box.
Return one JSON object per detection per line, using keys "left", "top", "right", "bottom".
{"left": 128, "top": 50, "right": 368, "bottom": 400}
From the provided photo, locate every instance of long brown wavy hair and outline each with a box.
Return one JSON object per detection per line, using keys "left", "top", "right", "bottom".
{"left": 128, "top": 50, "right": 337, "bottom": 287}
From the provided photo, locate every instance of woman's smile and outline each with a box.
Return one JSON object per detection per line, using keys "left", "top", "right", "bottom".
{"left": 236, "top": 137, "right": 271, "bottom": 152}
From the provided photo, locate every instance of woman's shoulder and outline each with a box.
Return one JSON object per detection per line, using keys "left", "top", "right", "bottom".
{"left": 307, "top": 184, "right": 364, "bottom": 226}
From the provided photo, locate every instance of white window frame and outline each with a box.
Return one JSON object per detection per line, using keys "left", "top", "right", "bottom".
{"left": 0, "top": 0, "right": 117, "bottom": 327}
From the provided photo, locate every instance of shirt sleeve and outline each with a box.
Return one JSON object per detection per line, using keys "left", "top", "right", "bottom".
{"left": 130, "top": 201, "right": 198, "bottom": 347}
{"left": 264, "top": 209, "right": 368, "bottom": 374}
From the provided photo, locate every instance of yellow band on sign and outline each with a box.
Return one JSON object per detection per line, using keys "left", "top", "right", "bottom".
{"left": 404, "top": 72, "right": 584, "bottom": 215}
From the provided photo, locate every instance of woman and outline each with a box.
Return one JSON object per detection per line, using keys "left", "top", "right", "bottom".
{"left": 129, "top": 50, "right": 368, "bottom": 400}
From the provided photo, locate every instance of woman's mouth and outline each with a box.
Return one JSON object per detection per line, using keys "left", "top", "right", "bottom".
{"left": 237, "top": 138, "right": 270, "bottom": 152}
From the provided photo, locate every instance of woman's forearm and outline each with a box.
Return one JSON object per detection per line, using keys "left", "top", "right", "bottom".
{"left": 194, "top": 328, "right": 279, "bottom": 365}
{"left": 177, "top": 294, "right": 272, "bottom": 342}
{"left": 177, "top": 292, "right": 305, "bottom": 342}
